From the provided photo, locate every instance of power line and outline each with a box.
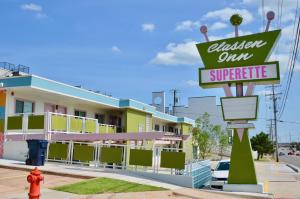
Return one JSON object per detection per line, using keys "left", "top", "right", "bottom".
{"left": 278, "top": 15, "right": 300, "bottom": 119}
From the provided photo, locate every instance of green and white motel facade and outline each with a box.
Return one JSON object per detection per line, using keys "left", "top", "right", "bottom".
{"left": 0, "top": 66, "right": 212, "bottom": 188}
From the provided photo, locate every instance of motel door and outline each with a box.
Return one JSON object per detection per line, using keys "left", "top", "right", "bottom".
{"left": 44, "top": 103, "right": 54, "bottom": 113}
{"left": 44, "top": 103, "right": 67, "bottom": 114}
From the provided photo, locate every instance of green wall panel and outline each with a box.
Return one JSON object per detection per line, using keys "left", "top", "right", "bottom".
{"left": 129, "top": 149, "right": 152, "bottom": 166}
{"left": 160, "top": 151, "right": 185, "bottom": 170}
{"left": 85, "top": 119, "right": 96, "bottom": 133}
{"left": 28, "top": 115, "right": 44, "bottom": 129}
{"left": 100, "top": 147, "right": 123, "bottom": 164}
{"left": 48, "top": 143, "right": 68, "bottom": 160}
{"left": 183, "top": 137, "right": 193, "bottom": 161}
{"left": 7, "top": 116, "right": 22, "bottom": 130}
{"left": 51, "top": 115, "right": 67, "bottom": 131}
{"left": 73, "top": 144, "right": 95, "bottom": 162}
{"left": 99, "top": 125, "right": 107, "bottom": 133}
{"left": 228, "top": 129, "right": 257, "bottom": 184}
{"left": 108, "top": 126, "right": 115, "bottom": 133}
{"left": 181, "top": 123, "right": 191, "bottom": 135}
{"left": 0, "top": 119, "right": 4, "bottom": 132}
{"left": 70, "top": 118, "right": 83, "bottom": 132}
{"left": 125, "top": 109, "right": 146, "bottom": 132}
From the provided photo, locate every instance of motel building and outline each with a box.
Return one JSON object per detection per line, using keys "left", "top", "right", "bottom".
{"left": 0, "top": 62, "right": 212, "bottom": 188}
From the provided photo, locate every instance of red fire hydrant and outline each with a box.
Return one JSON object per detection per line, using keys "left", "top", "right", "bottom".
{"left": 27, "top": 167, "right": 44, "bottom": 199}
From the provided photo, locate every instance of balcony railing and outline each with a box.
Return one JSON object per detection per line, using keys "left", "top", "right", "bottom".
{"left": 5, "top": 112, "right": 117, "bottom": 134}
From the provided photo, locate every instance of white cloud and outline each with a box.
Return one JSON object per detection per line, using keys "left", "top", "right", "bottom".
{"left": 186, "top": 80, "right": 199, "bottom": 87}
{"left": 142, "top": 23, "right": 155, "bottom": 32}
{"left": 20, "top": 3, "right": 47, "bottom": 19}
{"left": 36, "top": 13, "right": 47, "bottom": 19}
{"left": 20, "top": 3, "right": 42, "bottom": 12}
{"left": 176, "top": 20, "right": 200, "bottom": 31}
{"left": 111, "top": 46, "right": 121, "bottom": 53}
{"left": 151, "top": 40, "right": 200, "bottom": 65}
{"left": 225, "top": 30, "right": 253, "bottom": 38}
{"left": 251, "top": 0, "right": 298, "bottom": 25}
{"left": 203, "top": 7, "right": 254, "bottom": 25}
{"left": 210, "top": 22, "right": 228, "bottom": 30}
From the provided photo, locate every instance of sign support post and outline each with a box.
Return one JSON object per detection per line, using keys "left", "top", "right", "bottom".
{"left": 197, "top": 11, "right": 280, "bottom": 193}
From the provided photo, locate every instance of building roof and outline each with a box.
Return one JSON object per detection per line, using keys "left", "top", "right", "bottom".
{"left": 0, "top": 74, "right": 194, "bottom": 125}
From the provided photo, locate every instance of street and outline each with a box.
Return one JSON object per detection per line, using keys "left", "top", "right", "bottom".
{"left": 280, "top": 155, "right": 300, "bottom": 168}
{"left": 278, "top": 147, "right": 300, "bottom": 168}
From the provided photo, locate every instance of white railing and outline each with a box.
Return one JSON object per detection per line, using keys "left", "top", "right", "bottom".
{"left": 46, "top": 141, "right": 191, "bottom": 175}
{"left": 5, "top": 112, "right": 117, "bottom": 135}
{"left": 46, "top": 112, "right": 117, "bottom": 134}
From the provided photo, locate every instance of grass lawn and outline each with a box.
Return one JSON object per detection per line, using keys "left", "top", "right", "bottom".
{"left": 52, "top": 177, "right": 167, "bottom": 195}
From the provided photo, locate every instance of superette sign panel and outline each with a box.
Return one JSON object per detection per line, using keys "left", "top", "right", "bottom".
{"left": 197, "top": 30, "right": 281, "bottom": 87}
{"left": 199, "top": 62, "right": 279, "bottom": 87}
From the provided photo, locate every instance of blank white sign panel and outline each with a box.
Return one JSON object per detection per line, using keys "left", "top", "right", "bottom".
{"left": 221, "top": 96, "right": 258, "bottom": 120}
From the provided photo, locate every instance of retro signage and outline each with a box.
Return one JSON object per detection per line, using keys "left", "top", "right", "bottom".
{"left": 196, "top": 30, "right": 281, "bottom": 69}
{"left": 199, "top": 62, "right": 279, "bottom": 87}
{"left": 221, "top": 96, "right": 258, "bottom": 121}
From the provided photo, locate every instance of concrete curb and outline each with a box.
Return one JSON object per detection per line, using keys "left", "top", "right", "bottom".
{"left": 286, "top": 164, "right": 299, "bottom": 173}
{"left": 172, "top": 189, "right": 274, "bottom": 199}
{"left": 0, "top": 164, "right": 93, "bottom": 179}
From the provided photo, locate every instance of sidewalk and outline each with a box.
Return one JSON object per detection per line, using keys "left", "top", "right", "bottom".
{"left": 0, "top": 159, "right": 181, "bottom": 190}
{"left": 0, "top": 159, "right": 273, "bottom": 199}
{"left": 255, "top": 161, "right": 300, "bottom": 198}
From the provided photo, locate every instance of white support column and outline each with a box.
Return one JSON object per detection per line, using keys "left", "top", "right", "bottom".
{"left": 67, "top": 114, "right": 70, "bottom": 133}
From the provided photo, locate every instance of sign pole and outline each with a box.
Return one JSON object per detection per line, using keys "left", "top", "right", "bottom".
{"left": 197, "top": 10, "right": 279, "bottom": 193}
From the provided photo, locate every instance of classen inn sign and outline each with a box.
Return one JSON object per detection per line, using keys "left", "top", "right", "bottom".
{"left": 196, "top": 29, "right": 280, "bottom": 69}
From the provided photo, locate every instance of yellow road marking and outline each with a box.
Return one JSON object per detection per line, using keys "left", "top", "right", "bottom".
{"left": 0, "top": 175, "right": 27, "bottom": 181}
{"left": 264, "top": 180, "right": 269, "bottom": 193}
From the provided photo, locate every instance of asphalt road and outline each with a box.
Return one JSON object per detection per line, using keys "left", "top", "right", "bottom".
{"left": 279, "top": 155, "right": 300, "bottom": 168}
{"left": 278, "top": 147, "right": 300, "bottom": 168}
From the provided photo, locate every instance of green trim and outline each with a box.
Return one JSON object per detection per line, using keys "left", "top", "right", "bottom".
{"left": 199, "top": 61, "right": 280, "bottom": 88}
{"left": 160, "top": 151, "right": 185, "bottom": 170}
{"left": 228, "top": 129, "right": 257, "bottom": 184}
{"left": 7, "top": 116, "right": 22, "bottom": 130}
{"left": 129, "top": 149, "right": 152, "bottom": 166}
{"left": 220, "top": 96, "right": 259, "bottom": 121}
{"left": 28, "top": 115, "right": 44, "bottom": 129}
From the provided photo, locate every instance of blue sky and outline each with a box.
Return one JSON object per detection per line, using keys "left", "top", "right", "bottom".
{"left": 0, "top": 0, "right": 299, "bottom": 142}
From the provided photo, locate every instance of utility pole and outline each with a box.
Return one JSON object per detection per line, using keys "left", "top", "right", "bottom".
{"left": 266, "top": 85, "right": 281, "bottom": 162}
{"left": 272, "top": 85, "right": 279, "bottom": 162}
{"left": 170, "top": 89, "right": 179, "bottom": 116}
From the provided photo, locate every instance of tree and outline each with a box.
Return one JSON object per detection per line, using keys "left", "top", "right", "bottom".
{"left": 192, "top": 113, "right": 216, "bottom": 159}
{"left": 214, "top": 125, "right": 229, "bottom": 159}
{"left": 250, "top": 132, "right": 274, "bottom": 160}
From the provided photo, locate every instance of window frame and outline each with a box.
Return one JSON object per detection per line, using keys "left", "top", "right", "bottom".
{"left": 15, "top": 98, "right": 35, "bottom": 114}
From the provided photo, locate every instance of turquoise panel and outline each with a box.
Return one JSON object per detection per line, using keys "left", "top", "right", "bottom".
{"left": 0, "top": 107, "right": 5, "bottom": 119}
{"left": 0, "top": 76, "right": 32, "bottom": 87}
{"left": 31, "top": 76, "right": 120, "bottom": 107}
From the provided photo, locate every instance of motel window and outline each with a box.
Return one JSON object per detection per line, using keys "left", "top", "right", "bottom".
{"left": 154, "top": 124, "right": 160, "bottom": 131}
{"left": 15, "top": 99, "right": 34, "bottom": 114}
{"left": 168, "top": 126, "right": 174, "bottom": 132}
{"left": 75, "top": 110, "right": 86, "bottom": 117}
{"left": 95, "top": 113, "right": 105, "bottom": 124}
{"left": 175, "top": 128, "right": 178, "bottom": 134}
